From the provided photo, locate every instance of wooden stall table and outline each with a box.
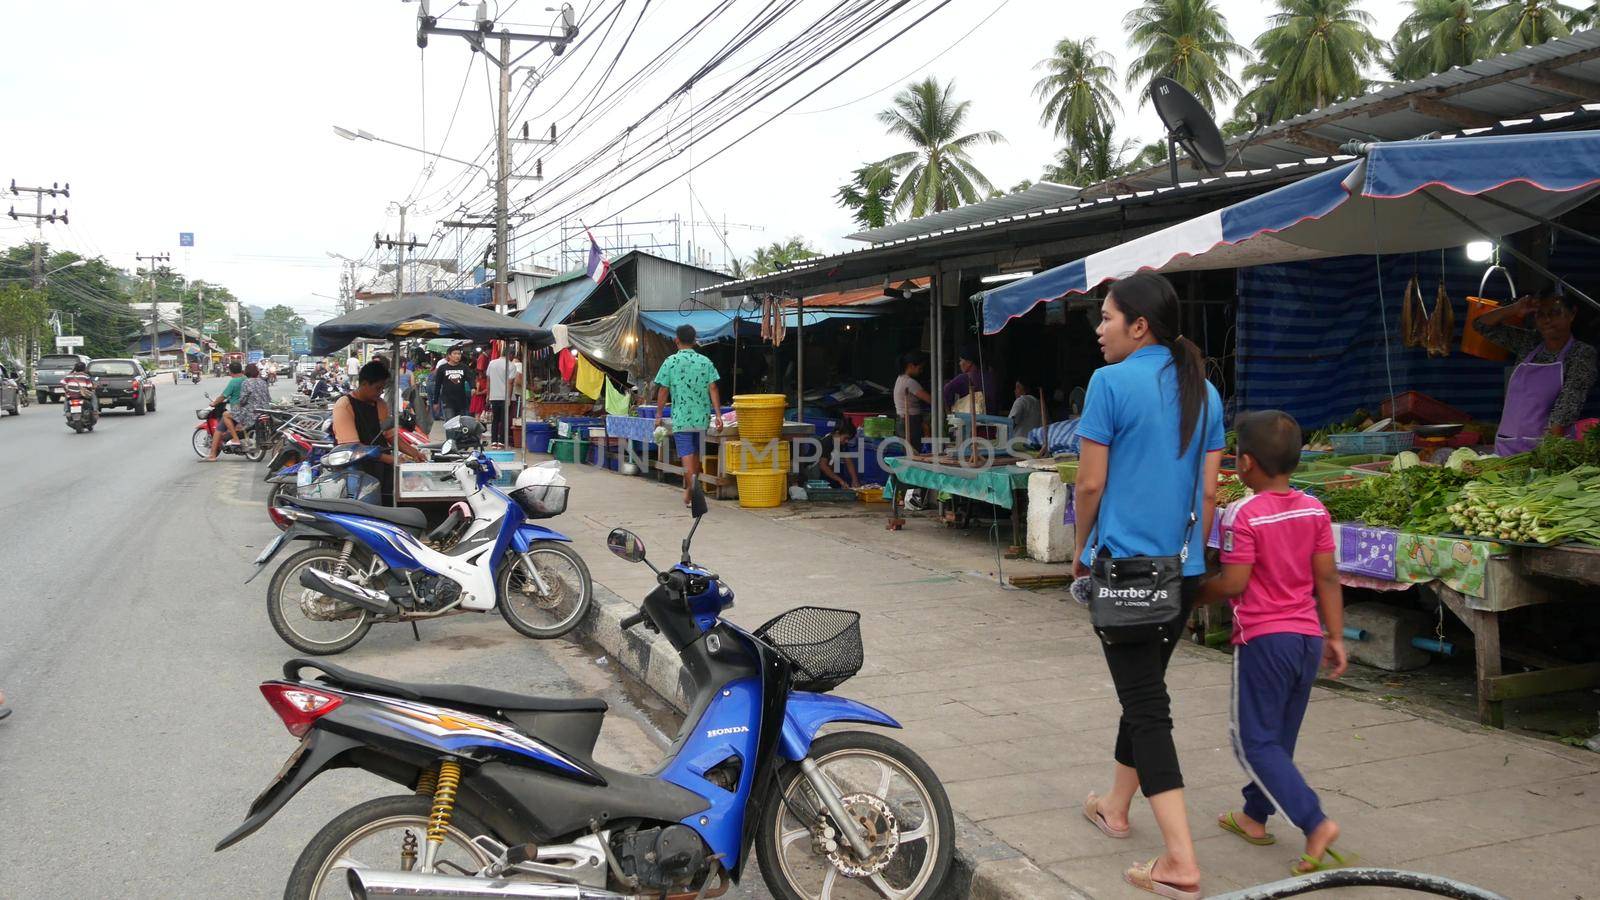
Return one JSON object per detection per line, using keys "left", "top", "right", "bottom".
{"left": 605, "top": 418, "right": 812, "bottom": 499}
{"left": 881, "top": 456, "right": 1032, "bottom": 550}
{"left": 528, "top": 400, "right": 595, "bottom": 420}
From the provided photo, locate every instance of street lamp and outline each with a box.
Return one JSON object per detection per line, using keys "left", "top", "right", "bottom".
{"left": 332, "top": 125, "right": 488, "bottom": 175}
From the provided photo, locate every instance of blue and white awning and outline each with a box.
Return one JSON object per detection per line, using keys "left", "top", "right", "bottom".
{"left": 982, "top": 131, "right": 1600, "bottom": 333}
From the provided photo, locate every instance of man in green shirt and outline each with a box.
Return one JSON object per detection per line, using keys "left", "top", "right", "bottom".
{"left": 201, "top": 362, "right": 245, "bottom": 461}
{"left": 652, "top": 325, "right": 723, "bottom": 505}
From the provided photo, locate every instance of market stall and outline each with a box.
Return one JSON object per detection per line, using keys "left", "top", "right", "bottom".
{"left": 882, "top": 456, "right": 1033, "bottom": 549}
{"left": 981, "top": 131, "right": 1600, "bottom": 727}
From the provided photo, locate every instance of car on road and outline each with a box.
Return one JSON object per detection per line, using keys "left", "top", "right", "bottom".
{"left": 35, "top": 353, "right": 92, "bottom": 404}
{"left": 89, "top": 358, "right": 157, "bottom": 415}
{"left": 295, "top": 359, "right": 319, "bottom": 379}
{"left": 0, "top": 360, "right": 22, "bottom": 416}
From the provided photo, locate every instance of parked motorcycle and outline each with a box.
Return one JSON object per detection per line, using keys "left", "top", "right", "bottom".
{"left": 216, "top": 486, "right": 954, "bottom": 900}
{"left": 249, "top": 433, "right": 591, "bottom": 654}
{"left": 63, "top": 382, "right": 98, "bottom": 433}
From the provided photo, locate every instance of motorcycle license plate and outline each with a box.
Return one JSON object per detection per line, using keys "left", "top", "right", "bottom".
{"left": 254, "top": 532, "right": 288, "bottom": 566}
{"left": 252, "top": 735, "right": 311, "bottom": 809}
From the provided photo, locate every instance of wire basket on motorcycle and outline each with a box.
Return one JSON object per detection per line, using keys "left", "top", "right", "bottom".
{"left": 753, "top": 606, "right": 864, "bottom": 693}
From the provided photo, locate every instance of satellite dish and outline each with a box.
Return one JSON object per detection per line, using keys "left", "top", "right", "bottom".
{"left": 1149, "top": 77, "right": 1227, "bottom": 181}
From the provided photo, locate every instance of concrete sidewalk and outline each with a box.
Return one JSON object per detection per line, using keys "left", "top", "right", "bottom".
{"left": 555, "top": 463, "right": 1599, "bottom": 899}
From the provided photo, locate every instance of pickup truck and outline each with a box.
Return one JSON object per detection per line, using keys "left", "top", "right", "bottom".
{"left": 89, "top": 358, "right": 157, "bottom": 415}
{"left": 35, "top": 353, "right": 92, "bottom": 404}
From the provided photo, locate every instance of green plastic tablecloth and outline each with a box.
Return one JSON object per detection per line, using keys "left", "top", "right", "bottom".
{"left": 882, "top": 458, "right": 1032, "bottom": 509}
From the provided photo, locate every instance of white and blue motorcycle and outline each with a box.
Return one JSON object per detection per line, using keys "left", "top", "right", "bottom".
{"left": 251, "top": 418, "right": 592, "bottom": 654}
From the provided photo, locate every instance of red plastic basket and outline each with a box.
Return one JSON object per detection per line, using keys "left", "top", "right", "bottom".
{"left": 1381, "top": 391, "right": 1469, "bottom": 427}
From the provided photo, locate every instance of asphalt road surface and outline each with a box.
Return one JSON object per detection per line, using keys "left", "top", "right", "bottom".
{"left": 0, "top": 379, "right": 769, "bottom": 898}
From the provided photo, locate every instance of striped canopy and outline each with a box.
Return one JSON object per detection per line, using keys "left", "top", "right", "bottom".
{"left": 982, "top": 131, "right": 1600, "bottom": 333}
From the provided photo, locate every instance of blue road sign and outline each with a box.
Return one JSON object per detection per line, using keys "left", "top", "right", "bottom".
{"left": 289, "top": 337, "right": 309, "bottom": 353}
{"left": 247, "top": 350, "right": 264, "bottom": 363}
{"left": 179, "top": 232, "right": 194, "bottom": 247}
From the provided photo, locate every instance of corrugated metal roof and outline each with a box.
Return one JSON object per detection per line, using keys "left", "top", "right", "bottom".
{"left": 790, "top": 277, "right": 930, "bottom": 307}
{"left": 1109, "top": 29, "right": 1600, "bottom": 191}
{"left": 846, "top": 183, "right": 1081, "bottom": 243}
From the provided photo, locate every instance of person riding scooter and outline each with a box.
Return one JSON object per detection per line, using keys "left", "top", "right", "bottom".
{"left": 60, "top": 362, "right": 99, "bottom": 431}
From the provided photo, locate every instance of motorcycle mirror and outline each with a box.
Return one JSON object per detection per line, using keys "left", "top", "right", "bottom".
{"left": 607, "top": 528, "right": 647, "bottom": 564}
{"left": 689, "top": 484, "right": 708, "bottom": 519}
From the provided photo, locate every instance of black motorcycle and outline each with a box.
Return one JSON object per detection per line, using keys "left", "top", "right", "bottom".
{"left": 63, "top": 382, "right": 98, "bottom": 433}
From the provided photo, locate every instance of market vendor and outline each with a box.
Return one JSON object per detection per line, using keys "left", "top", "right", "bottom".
{"left": 942, "top": 345, "right": 999, "bottom": 412}
{"left": 1470, "top": 290, "right": 1597, "bottom": 454}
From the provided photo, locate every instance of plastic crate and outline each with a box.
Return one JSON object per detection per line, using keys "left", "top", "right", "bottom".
{"left": 1381, "top": 391, "right": 1470, "bottom": 426}
{"left": 1328, "top": 431, "right": 1415, "bottom": 455}
{"left": 550, "top": 437, "right": 586, "bottom": 463}
{"left": 524, "top": 422, "right": 554, "bottom": 454}
{"left": 556, "top": 416, "right": 605, "bottom": 438}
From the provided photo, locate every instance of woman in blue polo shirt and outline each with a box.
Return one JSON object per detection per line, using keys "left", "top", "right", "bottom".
{"left": 1073, "top": 273, "right": 1223, "bottom": 899}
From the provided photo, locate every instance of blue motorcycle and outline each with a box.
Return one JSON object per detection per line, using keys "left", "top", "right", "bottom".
{"left": 251, "top": 434, "right": 591, "bottom": 655}
{"left": 218, "top": 487, "right": 955, "bottom": 900}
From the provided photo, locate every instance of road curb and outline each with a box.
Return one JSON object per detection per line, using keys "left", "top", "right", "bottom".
{"left": 578, "top": 582, "right": 1092, "bottom": 900}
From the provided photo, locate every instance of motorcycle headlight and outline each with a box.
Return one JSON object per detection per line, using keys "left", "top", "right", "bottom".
{"left": 322, "top": 449, "right": 355, "bottom": 467}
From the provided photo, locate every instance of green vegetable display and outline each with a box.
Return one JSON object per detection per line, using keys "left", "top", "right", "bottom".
{"left": 1321, "top": 465, "right": 1474, "bottom": 532}
{"left": 1446, "top": 466, "right": 1600, "bottom": 545}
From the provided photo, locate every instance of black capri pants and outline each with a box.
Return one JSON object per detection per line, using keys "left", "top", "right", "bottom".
{"left": 1101, "top": 575, "right": 1200, "bottom": 797}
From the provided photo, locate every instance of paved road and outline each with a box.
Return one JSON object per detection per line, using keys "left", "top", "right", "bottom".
{"left": 0, "top": 380, "right": 767, "bottom": 898}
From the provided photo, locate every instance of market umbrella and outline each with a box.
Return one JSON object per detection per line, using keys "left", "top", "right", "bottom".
{"left": 310, "top": 296, "right": 552, "bottom": 502}
{"left": 982, "top": 131, "right": 1600, "bottom": 333}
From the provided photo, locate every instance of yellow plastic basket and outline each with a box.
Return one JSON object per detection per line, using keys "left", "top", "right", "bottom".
{"left": 735, "top": 470, "right": 788, "bottom": 508}
{"left": 724, "top": 438, "right": 791, "bottom": 472}
{"left": 732, "top": 393, "right": 787, "bottom": 443}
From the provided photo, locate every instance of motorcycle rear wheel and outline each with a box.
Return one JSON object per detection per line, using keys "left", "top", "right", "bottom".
{"left": 284, "top": 794, "right": 494, "bottom": 900}
{"left": 497, "top": 542, "right": 592, "bottom": 639}
{"left": 245, "top": 435, "right": 267, "bottom": 463}
{"left": 756, "top": 731, "right": 954, "bottom": 900}
{"left": 267, "top": 545, "right": 374, "bottom": 655}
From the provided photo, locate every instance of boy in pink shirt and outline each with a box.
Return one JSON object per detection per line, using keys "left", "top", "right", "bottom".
{"left": 1201, "top": 410, "right": 1350, "bottom": 875}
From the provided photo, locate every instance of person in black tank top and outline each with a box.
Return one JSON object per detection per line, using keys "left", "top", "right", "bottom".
{"left": 332, "top": 360, "right": 425, "bottom": 503}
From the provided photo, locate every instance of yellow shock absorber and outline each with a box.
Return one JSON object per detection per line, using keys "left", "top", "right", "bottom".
{"left": 415, "top": 766, "right": 438, "bottom": 797}
{"left": 427, "top": 760, "right": 462, "bottom": 844}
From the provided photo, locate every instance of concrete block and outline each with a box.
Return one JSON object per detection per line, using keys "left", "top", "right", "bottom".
{"left": 1343, "top": 601, "right": 1432, "bottom": 671}
{"left": 1025, "top": 472, "right": 1074, "bottom": 563}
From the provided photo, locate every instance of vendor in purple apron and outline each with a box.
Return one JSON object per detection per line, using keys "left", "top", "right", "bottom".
{"left": 1469, "top": 291, "right": 1598, "bottom": 455}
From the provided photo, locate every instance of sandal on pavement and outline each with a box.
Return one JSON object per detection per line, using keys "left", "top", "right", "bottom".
{"left": 1124, "top": 858, "right": 1201, "bottom": 900}
{"left": 1218, "top": 812, "right": 1276, "bottom": 846}
{"left": 1292, "top": 847, "right": 1354, "bottom": 876}
{"left": 1082, "top": 792, "right": 1130, "bottom": 839}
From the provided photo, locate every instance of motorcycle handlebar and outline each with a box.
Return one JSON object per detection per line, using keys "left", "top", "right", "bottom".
{"left": 619, "top": 610, "right": 646, "bottom": 631}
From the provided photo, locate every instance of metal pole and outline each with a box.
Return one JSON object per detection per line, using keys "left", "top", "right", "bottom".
{"left": 494, "top": 35, "right": 512, "bottom": 314}
{"left": 392, "top": 336, "right": 402, "bottom": 505}
{"left": 795, "top": 294, "right": 804, "bottom": 424}
{"left": 397, "top": 204, "right": 408, "bottom": 300}
{"left": 932, "top": 273, "right": 944, "bottom": 456}
{"left": 29, "top": 193, "right": 42, "bottom": 386}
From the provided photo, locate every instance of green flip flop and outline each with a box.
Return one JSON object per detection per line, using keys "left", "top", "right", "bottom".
{"left": 1292, "top": 846, "right": 1355, "bottom": 875}
{"left": 1217, "top": 812, "right": 1276, "bottom": 846}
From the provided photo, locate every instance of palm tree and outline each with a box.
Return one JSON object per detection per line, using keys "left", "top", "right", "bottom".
{"left": 1483, "top": 0, "right": 1579, "bottom": 49}
{"left": 1389, "top": 0, "right": 1493, "bottom": 80}
{"left": 875, "top": 77, "right": 1006, "bottom": 218}
{"left": 1246, "top": 0, "right": 1384, "bottom": 121}
{"left": 1042, "top": 122, "right": 1139, "bottom": 185}
{"left": 1033, "top": 36, "right": 1122, "bottom": 152}
{"left": 1124, "top": 0, "right": 1250, "bottom": 114}
{"left": 726, "top": 256, "right": 747, "bottom": 280}
{"left": 749, "top": 237, "right": 820, "bottom": 276}
{"left": 834, "top": 164, "right": 898, "bottom": 231}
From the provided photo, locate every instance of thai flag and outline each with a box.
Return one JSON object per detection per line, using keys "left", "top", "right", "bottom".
{"left": 585, "top": 229, "right": 610, "bottom": 284}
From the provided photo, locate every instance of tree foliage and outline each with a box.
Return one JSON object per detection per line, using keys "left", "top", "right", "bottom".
{"left": 1483, "top": 0, "right": 1580, "bottom": 48}
{"left": 875, "top": 77, "right": 1005, "bottom": 217}
{"left": 748, "top": 238, "right": 820, "bottom": 276}
{"left": 1034, "top": 36, "right": 1122, "bottom": 153}
{"left": 835, "top": 164, "right": 899, "bottom": 231}
{"left": 255, "top": 305, "right": 307, "bottom": 355}
{"left": 1241, "top": 0, "right": 1385, "bottom": 121}
{"left": 1389, "top": 0, "right": 1494, "bottom": 79}
{"left": 1124, "top": 0, "right": 1250, "bottom": 114}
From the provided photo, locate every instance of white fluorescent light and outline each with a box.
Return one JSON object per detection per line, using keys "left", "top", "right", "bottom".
{"left": 980, "top": 271, "right": 1034, "bottom": 284}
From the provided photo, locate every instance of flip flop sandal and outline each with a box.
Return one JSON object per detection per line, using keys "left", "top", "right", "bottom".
{"left": 1082, "top": 792, "right": 1131, "bottom": 839}
{"left": 1292, "top": 847, "right": 1355, "bottom": 876}
{"left": 1217, "top": 812, "right": 1276, "bottom": 846}
{"left": 1124, "top": 858, "right": 1201, "bottom": 900}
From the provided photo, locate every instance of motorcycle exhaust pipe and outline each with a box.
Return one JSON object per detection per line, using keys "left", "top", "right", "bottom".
{"left": 347, "top": 868, "right": 630, "bottom": 900}
{"left": 297, "top": 568, "right": 399, "bottom": 616}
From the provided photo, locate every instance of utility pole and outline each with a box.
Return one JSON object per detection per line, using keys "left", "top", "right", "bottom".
{"left": 8, "top": 179, "right": 69, "bottom": 386}
{"left": 137, "top": 252, "right": 171, "bottom": 369}
{"left": 375, "top": 217, "right": 422, "bottom": 304}
{"left": 416, "top": 2, "right": 575, "bottom": 313}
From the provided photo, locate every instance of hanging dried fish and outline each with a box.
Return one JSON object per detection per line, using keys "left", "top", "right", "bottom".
{"left": 1428, "top": 280, "right": 1455, "bottom": 358}
{"left": 1402, "top": 275, "right": 1425, "bottom": 348}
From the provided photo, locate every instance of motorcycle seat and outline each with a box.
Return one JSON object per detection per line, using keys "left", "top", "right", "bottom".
{"left": 286, "top": 496, "right": 429, "bottom": 531}
{"left": 284, "top": 658, "right": 608, "bottom": 715}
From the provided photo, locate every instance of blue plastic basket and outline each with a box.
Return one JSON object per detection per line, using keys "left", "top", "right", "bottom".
{"left": 1328, "top": 431, "right": 1415, "bottom": 455}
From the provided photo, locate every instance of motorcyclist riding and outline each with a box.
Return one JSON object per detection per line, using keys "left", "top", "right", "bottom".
{"left": 202, "top": 362, "right": 246, "bottom": 461}
{"left": 60, "top": 362, "right": 97, "bottom": 411}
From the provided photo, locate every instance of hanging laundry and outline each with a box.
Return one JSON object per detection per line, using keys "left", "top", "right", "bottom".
{"left": 574, "top": 353, "right": 604, "bottom": 400}
{"left": 557, "top": 347, "right": 578, "bottom": 382}
{"left": 604, "top": 377, "right": 630, "bottom": 416}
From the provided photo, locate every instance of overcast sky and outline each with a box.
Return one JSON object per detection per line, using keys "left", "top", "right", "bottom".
{"left": 2, "top": 1, "right": 1409, "bottom": 324}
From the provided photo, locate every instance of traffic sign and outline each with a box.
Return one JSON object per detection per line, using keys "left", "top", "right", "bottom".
{"left": 179, "top": 232, "right": 194, "bottom": 247}
{"left": 289, "top": 337, "right": 309, "bottom": 354}
{"left": 55, "top": 335, "right": 84, "bottom": 350}
{"left": 247, "top": 350, "right": 264, "bottom": 363}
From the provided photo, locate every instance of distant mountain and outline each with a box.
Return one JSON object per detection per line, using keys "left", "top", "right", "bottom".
{"left": 246, "top": 304, "right": 267, "bottom": 320}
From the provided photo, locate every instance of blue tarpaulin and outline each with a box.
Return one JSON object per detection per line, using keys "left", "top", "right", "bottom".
{"left": 518, "top": 276, "right": 600, "bottom": 329}
{"left": 638, "top": 307, "right": 882, "bottom": 342}
{"left": 983, "top": 131, "right": 1600, "bottom": 333}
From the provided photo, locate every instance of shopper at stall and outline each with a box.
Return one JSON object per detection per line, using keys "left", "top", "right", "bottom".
{"left": 893, "top": 352, "right": 931, "bottom": 446}
{"left": 941, "top": 345, "right": 999, "bottom": 412}
{"left": 652, "top": 325, "right": 723, "bottom": 506}
{"left": 1072, "top": 273, "right": 1224, "bottom": 900}
{"left": 429, "top": 344, "right": 473, "bottom": 429}
{"left": 1470, "top": 290, "right": 1597, "bottom": 454}
{"left": 1008, "top": 379, "right": 1043, "bottom": 443}
{"left": 485, "top": 342, "right": 524, "bottom": 446}
{"left": 807, "top": 420, "right": 860, "bottom": 489}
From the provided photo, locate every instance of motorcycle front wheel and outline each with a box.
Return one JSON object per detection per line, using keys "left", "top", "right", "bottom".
{"left": 267, "top": 545, "right": 374, "bottom": 654}
{"left": 757, "top": 731, "right": 954, "bottom": 900}
{"left": 496, "top": 542, "right": 592, "bottom": 639}
{"left": 192, "top": 427, "right": 211, "bottom": 458}
{"left": 284, "top": 794, "right": 494, "bottom": 900}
